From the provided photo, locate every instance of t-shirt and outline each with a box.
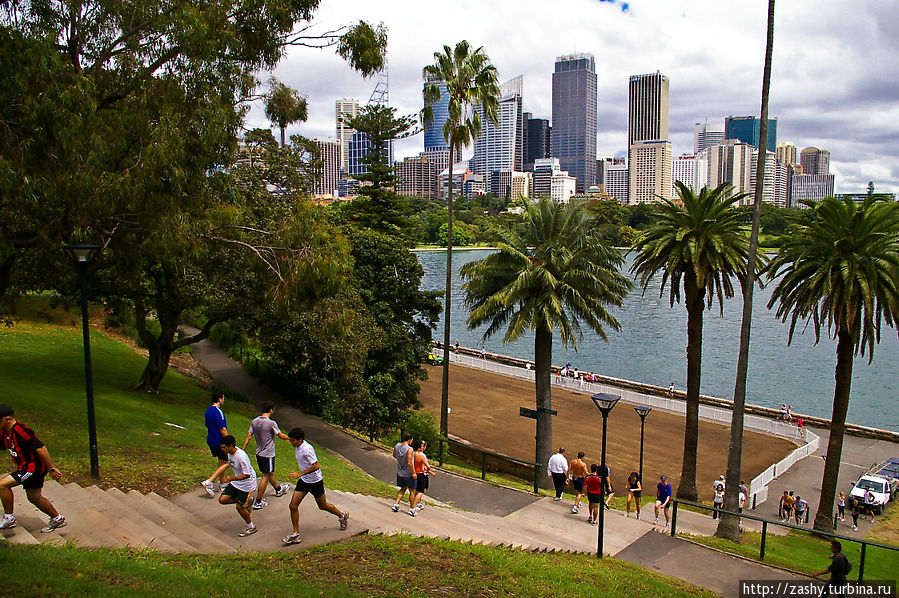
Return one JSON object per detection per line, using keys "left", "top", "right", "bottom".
{"left": 395, "top": 443, "right": 413, "bottom": 478}
{"left": 204, "top": 405, "right": 226, "bottom": 446}
{"left": 584, "top": 474, "right": 602, "bottom": 494}
{"left": 828, "top": 553, "right": 851, "bottom": 584}
{"left": 295, "top": 440, "right": 323, "bottom": 483}
{"left": 714, "top": 487, "right": 725, "bottom": 504}
{"left": 226, "top": 447, "right": 257, "bottom": 492}
{"left": 2, "top": 422, "right": 47, "bottom": 474}
{"left": 657, "top": 482, "right": 672, "bottom": 502}
{"left": 783, "top": 495, "right": 795, "bottom": 509}
{"left": 248, "top": 416, "right": 280, "bottom": 458}
{"left": 547, "top": 453, "right": 569, "bottom": 475}
{"left": 795, "top": 498, "right": 808, "bottom": 513}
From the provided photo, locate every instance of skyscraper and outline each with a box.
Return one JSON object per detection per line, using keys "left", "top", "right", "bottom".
{"left": 472, "top": 76, "right": 523, "bottom": 194}
{"left": 707, "top": 140, "right": 754, "bottom": 204}
{"left": 552, "top": 53, "right": 597, "bottom": 193}
{"left": 724, "top": 115, "right": 777, "bottom": 151}
{"left": 423, "top": 78, "right": 450, "bottom": 152}
{"left": 335, "top": 99, "right": 360, "bottom": 173}
{"left": 525, "top": 115, "right": 551, "bottom": 171}
{"left": 628, "top": 71, "right": 670, "bottom": 204}
{"left": 694, "top": 121, "right": 724, "bottom": 154}
{"left": 313, "top": 138, "right": 340, "bottom": 199}
{"left": 776, "top": 142, "right": 798, "bottom": 167}
{"left": 800, "top": 147, "right": 830, "bottom": 175}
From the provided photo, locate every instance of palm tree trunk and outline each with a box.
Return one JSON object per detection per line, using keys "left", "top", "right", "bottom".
{"left": 716, "top": 0, "right": 775, "bottom": 542}
{"left": 535, "top": 325, "right": 553, "bottom": 490}
{"left": 813, "top": 329, "right": 854, "bottom": 531}
{"left": 679, "top": 275, "right": 704, "bottom": 501}
{"left": 280, "top": 126, "right": 286, "bottom": 147}
{"left": 439, "top": 148, "right": 455, "bottom": 438}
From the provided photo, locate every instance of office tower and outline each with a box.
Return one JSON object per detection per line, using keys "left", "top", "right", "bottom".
{"left": 490, "top": 169, "right": 532, "bottom": 200}
{"left": 776, "top": 142, "right": 798, "bottom": 167}
{"left": 791, "top": 174, "right": 835, "bottom": 206}
{"left": 694, "top": 121, "right": 725, "bottom": 154}
{"left": 335, "top": 99, "right": 360, "bottom": 173}
{"left": 532, "top": 158, "right": 576, "bottom": 203}
{"left": 749, "top": 149, "right": 780, "bottom": 206}
{"left": 472, "top": 76, "right": 523, "bottom": 186}
{"left": 423, "top": 79, "right": 450, "bottom": 152}
{"left": 525, "top": 115, "right": 551, "bottom": 171}
{"left": 724, "top": 115, "right": 777, "bottom": 150}
{"left": 707, "top": 140, "right": 754, "bottom": 204}
{"left": 800, "top": 147, "right": 830, "bottom": 175}
{"left": 672, "top": 154, "right": 703, "bottom": 196}
{"left": 347, "top": 130, "right": 372, "bottom": 178}
{"left": 628, "top": 71, "right": 670, "bottom": 204}
{"left": 774, "top": 160, "right": 790, "bottom": 208}
{"left": 603, "top": 161, "right": 628, "bottom": 204}
{"left": 396, "top": 155, "right": 439, "bottom": 200}
{"left": 312, "top": 138, "right": 340, "bottom": 198}
{"left": 552, "top": 53, "right": 597, "bottom": 192}
{"left": 439, "top": 162, "right": 485, "bottom": 200}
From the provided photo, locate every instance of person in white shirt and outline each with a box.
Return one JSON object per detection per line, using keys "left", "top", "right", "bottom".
{"left": 547, "top": 447, "right": 569, "bottom": 501}
{"left": 282, "top": 427, "right": 349, "bottom": 545}
{"left": 210, "top": 435, "right": 259, "bottom": 537}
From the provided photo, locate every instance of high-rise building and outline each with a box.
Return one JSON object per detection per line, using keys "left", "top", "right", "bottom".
{"left": 313, "top": 138, "right": 340, "bottom": 198}
{"left": 603, "top": 161, "right": 628, "bottom": 204}
{"left": 472, "top": 76, "right": 523, "bottom": 185}
{"left": 490, "top": 169, "right": 532, "bottom": 200}
{"left": 439, "top": 162, "right": 485, "bottom": 200}
{"left": 791, "top": 174, "right": 835, "bottom": 206}
{"left": 800, "top": 147, "right": 830, "bottom": 175}
{"left": 396, "top": 154, "right": 439, "bottom": 200}
{"left": 672, "top": 153, "right": 709, "bottom": 196}
{"left": 707, "top": 140, "right": 754, "bottom": 204}
{"left": 532, "top": 158, "right": 576, "bottom": 202}
{"left": 776, "top": 142, "right": 798, "bottom": 167}
{"left": 749, "top": 150, "right": 781, "bottom": 207}
{"left": 724, "top": 115, "right": 777, "bottom": 151}
{"left": 552, "top": 53, "right": 597, "bottom": 193}
{"left": 694, "top": 121, "right": 725, "bottom": 154}
{"left": 335, "top": 99, "right": 360, "bottom": 173}
{"left": 525, "top": 114, "right": 551, "bottom": 171}
{"left": 347, "top": 130, "right": 372, "bottom": 178}
{"left": 423, "top": 79, "right": 450, "bottom": 152}
{"left": 628, "top": 72, "right": 670, "bottom": 204}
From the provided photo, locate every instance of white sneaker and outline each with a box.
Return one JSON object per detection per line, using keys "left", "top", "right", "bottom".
{"left": 41, "top": 515, "right": 67, "bottom": 533}
{"left": 238, "top": 525, "right": 257, "bottom": 537}
{"left": 339, "top": 511, "right": 349, "bottom": 530}
{"left": 391, "top": 504, "right": 399, "bottom": 512}
{"left": 201, "top": 480, "right": 215, "bottom": 497}
{"left": 283, "top": 532, "right": 302, "bottom": 545}
{"left": 408, "top": 508, "right": 416, "bottom": 517}
{"left": 626, "top": 512, "right": 630, "bottom": 517}
{"left": 0, "top": 515, "right": 15, "bottom": 529}
{"left": 252, "top": 500, "right": 268, "bottom": 510}
{"left": 553, "top": 497, "right": 561, "bottom": 501}
{"left": 665, "top": 522, "right": 670, "bottom": 528}
{"left": 571, "top": 506, "right": 579, "bottom": 514}
{"left": 653, "top": 517, "right": 659, "bottom": 525}
{"left": 274, "top": 483, "right": 291, "bottom": 497}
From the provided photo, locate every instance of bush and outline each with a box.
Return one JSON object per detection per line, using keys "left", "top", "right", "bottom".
{"left": 403, "top": 409, "right": 441, "bottom": 450}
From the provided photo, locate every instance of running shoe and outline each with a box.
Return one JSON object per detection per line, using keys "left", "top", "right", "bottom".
{"left": 41, "top": 515, "right": 67, "bottom": 533}
{"left": 283, "top": 533, "right": 302, "bottom": 545}
{"left": 571, "top": 505, "right": 579, "bottom": 514}
{"left": 391, "top": 504, "right": 399, "bottom": 512}
{"left": 201, "top": 480, "right": 215, "bottom": 497}
{"left": 408, "top": 508, "right": 416, "bottom": 517}
{"left": 339, "top": 511, "right": 349, "bottom": 530}
{"left": 653, "top": 517, "right": 659, "bottom": 525}
{"left": 0, "top": 515, "right": 15, "bottom": 530}
{"left": 553, "top": 497, "right": 561, "bottom": 501}
{"left": 274, "top": 483, "right": 291, "bottom": 497}
{"left": 253, "top": 500, "right": 269, "bottom": 510}
{"left": 238, "top": 525, "right": 258, "bottom": 537}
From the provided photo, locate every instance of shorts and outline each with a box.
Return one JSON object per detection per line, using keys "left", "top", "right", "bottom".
{"left": 571, "top": 477, "right": 585, "bottom": 493}
{"left": 294, "top": 479, "right": 325, "bottom": 498}
{"left": 256, "top": 455, "right": 275, "bottom": 474}
{"left": 10, "top": 470, "right": 46, "bottom": 490}
{"left": 209, "top": 444, "right": 227, "bottom": 461}
{"left": 416, "top": 474, "right": 429, "bottom": 493}
{"left": 629, "top": 489, "right": 642, "bottom": 498}
{"left": 587, "top": 492, "right": 602, "bottom": 504}
{"left": 396, "top": 475, "right": 416, "bottom": 490}
{"left": 222, "top": 484, "right": 253, "bottom": 507}
{"left": 603, "top": 480, "right": 613, "bottom": 494}
{"left": 656, "top": 499, "right": 670, "bottom": 509}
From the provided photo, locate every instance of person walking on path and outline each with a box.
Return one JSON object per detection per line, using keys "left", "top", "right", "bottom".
{"left": 242, "top": 402, "right": 292, "bottom": 511}
{"left": 282, "top": 427, "right": 348, "bottom": 545}
{"left": 409, "top": 440, "right": 435, "bottom": 516}
{"left": 781, "top": 491, "right": 795, "bottom": 523}
{"left": 794, "top": 495, "right": 808, "bottom": 525}
{"left": 712, "top": 479, "right": 725, "bottom": 520}
{"left": 667, "top": 382, "right": 675, "bottom": 399}
{"left": 568, "top": 452, "right": 589, "bottom": 514}
{"left": 837, "top": 492, "right": 846, "bottom": 522}
{"left": 796, "top": 416, "right": 804, "bottom": 440}
{"left": 201, "top": 390, "right": 229, "bottom": 497}
{"left": 547, "top": 447, "right": 569, "bottom": 501}
{"left": 584, "top": 464, "right": 603, "bottom": 524}
{"left": 815, "top": 540, "right": 851, "bottom": 597}
{"left": 210, "top": 435, "right": 259, "bottom": 537}
{"left": 391, "top": 433, "right": 416, "bottom": 512}
{"left": 0, "top": 405, "right": 66, "bottom": 533}
{"left": 863, "top": 488, "right": 877, "bottom": 523}
{"left": 598, "top": 463, "right": 615, "bottom": 509}
{"left": 850, "top": 504, "right": 860, "bottom": 531}
{"left": 626, "top": 471, "right": 642, "bottom": 519}
{"left": 654, "top": 474, "right": 672, "bottom": 527}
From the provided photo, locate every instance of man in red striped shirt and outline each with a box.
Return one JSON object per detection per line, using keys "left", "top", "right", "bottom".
{"left": 0, "top": 405, "right": 66, "bottom": 532}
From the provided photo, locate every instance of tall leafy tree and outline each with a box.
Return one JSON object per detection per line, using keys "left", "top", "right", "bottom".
{"left": 422, "top": 40, "right": 500, "bottom": 437}
{"left": 264, "top": 77, "right": 308, "bottom": 147}
{"left": 631, "top": 182, "right": 753, "bottom": 501}
{"left": 716, "top": 0, "right": 775, "bottom": 541}
{"left": 765, "top": 195, "right": 899, "bottom": 531}
{"left": 461, "top": 198, "right": 631, "bottom": 484}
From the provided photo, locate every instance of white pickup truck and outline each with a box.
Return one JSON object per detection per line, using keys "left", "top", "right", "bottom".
{"left": 848, "top": 458, "right": 899, "bottom": 515}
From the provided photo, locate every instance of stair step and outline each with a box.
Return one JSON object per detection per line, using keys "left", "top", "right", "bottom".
{"left": 102, "top": 488, "right": 201, "bottom": 554}
{"left": 81, "top": 486, "right": 181, "bottom": 552}
{"left": 135, "top": 491, "right": 235, "bottom": 554}
{"left": 13, "top": 483, "right": 120, "bottom": 549}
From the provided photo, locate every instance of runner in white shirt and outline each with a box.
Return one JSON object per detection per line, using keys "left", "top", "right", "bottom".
{"left": 282, "top": 427, "right": 349, "bottom": 545}
{"left": 209, "top": 435, "right": 259, "bottom": 537}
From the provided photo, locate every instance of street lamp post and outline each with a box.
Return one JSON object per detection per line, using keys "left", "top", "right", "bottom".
{"left": 591, "top": 392, "right": 620, "bottom": 559}
{"left": 634, "top": 405, "right": 652, "bottom": 484}
{"left": 65, "top": 243, "right": 102, "bottom": 481}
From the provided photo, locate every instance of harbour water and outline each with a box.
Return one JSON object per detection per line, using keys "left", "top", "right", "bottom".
{"left": 417, "top": 249, "right": 899, "bottom": 432}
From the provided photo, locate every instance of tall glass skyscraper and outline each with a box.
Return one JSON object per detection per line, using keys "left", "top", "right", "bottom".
{"left": 423, "top": 79, "right": 450, "bottom": 152}
{"left": 552, "top": 54, "right": 597, "bottom": 193}
{"left": 724, "top": 115, "right": 777, "bottom": 151}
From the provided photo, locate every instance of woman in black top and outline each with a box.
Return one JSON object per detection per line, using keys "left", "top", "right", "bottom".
{"left": 626, "top": 471, "right": 642, "bottom": 519}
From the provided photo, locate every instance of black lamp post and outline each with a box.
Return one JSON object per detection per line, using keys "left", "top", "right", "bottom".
{"left": 591, "top": 392, "right": 620, "bottom": 558}
{"left": 634, "top": 405, "right": 652, "bottom": 484}
{"left": 65, "top": 243, "right": 102, "bottom": 481}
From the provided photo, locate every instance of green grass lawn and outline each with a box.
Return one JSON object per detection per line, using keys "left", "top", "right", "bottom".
{"left": 0, "top": 535, "right": 715, "bottom": 598}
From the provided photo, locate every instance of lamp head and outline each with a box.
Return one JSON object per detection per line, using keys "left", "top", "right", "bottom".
{"left": 591, "top": 392, "right": 620, "bottom": 416}
{"left": 65, "top": 243, "right": 101, "bottom": 265}
{"left": 634, "top": 405, "right": 653, "bottom": 419}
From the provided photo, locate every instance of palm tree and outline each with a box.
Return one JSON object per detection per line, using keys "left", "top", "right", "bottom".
{"left": 716, "top": 0, "right": 776, "bottom": 542}
{"left": 422, "top": 41, "right": 500, "bottom": 437}
{"left": 461, "top": 198, "right": 632, "bottom": 485}
{"left": 766, "top": 195, "right": 899, "bottom": 531}
{"left": 631, "top": 181, "right": 752, "bottom": 501}
{"left": 264, "top": 77, "right": 308, "bottom": 147}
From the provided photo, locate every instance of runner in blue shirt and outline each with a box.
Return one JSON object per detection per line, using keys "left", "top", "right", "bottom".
{"left": 201, "top": 390, "right": 229, "bottom": 497}
{"left": 654, "top": 474, "right": 672, "bottom": 527}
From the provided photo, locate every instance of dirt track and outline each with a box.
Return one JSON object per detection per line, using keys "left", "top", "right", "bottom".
{"left": 418, "top": 363, "right": 795, "bottom": 501}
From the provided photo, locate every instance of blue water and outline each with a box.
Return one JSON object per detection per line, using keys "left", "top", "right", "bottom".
{"left": 417, "top": 249, "right": 899, "bottom": 432}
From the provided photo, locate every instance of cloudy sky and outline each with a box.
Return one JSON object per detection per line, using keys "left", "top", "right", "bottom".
{"left": 247, "top": 0, "right": 899, "bottom": 194}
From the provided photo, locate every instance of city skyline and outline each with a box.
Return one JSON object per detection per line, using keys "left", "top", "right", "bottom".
{"left": 247, "top": 0, "right": 898, "bottom": 194}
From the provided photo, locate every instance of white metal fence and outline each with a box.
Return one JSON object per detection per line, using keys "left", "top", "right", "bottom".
{"left": 449, "top": 352, "right": 820, "bottom": 506}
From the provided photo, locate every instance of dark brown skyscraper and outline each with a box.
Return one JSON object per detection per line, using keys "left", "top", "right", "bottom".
{"left": 552, "top": 54, "right": 597, "bottom": 193}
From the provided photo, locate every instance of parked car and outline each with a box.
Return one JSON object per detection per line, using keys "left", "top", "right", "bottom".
{"left": 848, "top": 458, "right": 899, "bottom": 514}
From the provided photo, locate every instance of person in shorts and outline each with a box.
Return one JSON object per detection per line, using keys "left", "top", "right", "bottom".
{"left": 391, "top": 433, "right": 416, "bottom": 512}
{"left": 201, "top": 390, "right": 229, "bottom": 496}
{"left": 210, "top": 435, "right": 258, "bottom": 537}
{"left": 654, "top": 475, "right": 672, "bottom": 527}
{"left": 242, "top": 402, "right": 291, "bottom": 510}
{"left": 584, "top": 464, "right": 603, "bottom": 524}
{"left": 782, "top": 491, "right": 795, "bottom": 523}
{"left": 626, "top": 471, "right": 642, "bottom": 519}
{"left": 282, "top": 427, "right": 348, "bottom": 545}
{"left": 794, "top": 495, "right": 808, "bottom": 525}
{"left": 568, "top": 452, "right": 589, "bottom": 514}
{"left": 409, "top": 440, "right": 435, "bottom": 516}
{"left": 0, "top": 405, "right": 66, "bottom": 533}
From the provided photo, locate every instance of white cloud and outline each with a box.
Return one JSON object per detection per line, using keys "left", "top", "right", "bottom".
{"left": 248, "top": 0, "right": 899, "bottom": 193}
